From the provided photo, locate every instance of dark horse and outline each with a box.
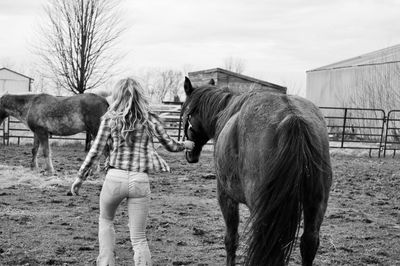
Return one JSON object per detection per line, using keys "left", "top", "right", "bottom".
{"left": 0, "top": 93, "right": 109, "bottom": 173}
{"left": 181, "top": 77, "right": 332, "bottom": 266}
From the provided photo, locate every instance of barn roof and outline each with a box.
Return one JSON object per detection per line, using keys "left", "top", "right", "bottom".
{"left": 307, "top": 44, "right": 400, "bottom": 72}
{"left": 0, "top": 67, "right": 34, "bottom": 81}
{"left": 189, "top": 67, "right": 286, "bottom": 91}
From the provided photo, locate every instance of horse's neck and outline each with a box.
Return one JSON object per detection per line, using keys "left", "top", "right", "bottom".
{"left": 1, "top": 95, "right": 34, "bottom": 123}
{"left": 201, "top": 97, "right": 233, "bottom": 139}
{"left": 204, "top": 92, "right": 248, "bottom": 139}
{"left": 202, "top": 114, "right": 218, "bottom": 139}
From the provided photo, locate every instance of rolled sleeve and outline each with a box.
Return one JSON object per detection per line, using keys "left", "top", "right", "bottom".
{"left": 78, "top": 118, "right": 111, "bottom": 179}
{"left": 150, "top": 114, "right": 184, "bottom": 152}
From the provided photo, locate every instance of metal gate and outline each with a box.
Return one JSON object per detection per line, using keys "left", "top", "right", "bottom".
{"left": 384, "top": 110, "right": 400, "bottom": 157}
{"left": 320, "top": 107, "right": 386, "bottom": 157}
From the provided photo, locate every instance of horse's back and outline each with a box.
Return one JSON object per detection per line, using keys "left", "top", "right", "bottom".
{"left": 27, "top": 93, "right": 108, "bottom": 136}
{"left": 238, "top": 92, "right": 330, "bottom": 158}
{"left": 84, "top": 93, "right": 108, "bottom": 110}
{"left": 239, "top": 92, "right": 328, "bottom": 142}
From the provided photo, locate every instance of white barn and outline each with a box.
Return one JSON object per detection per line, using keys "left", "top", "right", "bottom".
{"left": 0, "top": 67, "right": 33, "bottom": 95}
{"left": 306, "top": 44, "right": 400, "bottom": 110}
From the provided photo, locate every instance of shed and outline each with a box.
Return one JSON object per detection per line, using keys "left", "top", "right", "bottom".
{"left": 188, "top": 68, "right": 286, "bottom": 94}
{"left": 0, "top": 67, "right": 33, "bottom": 95}
{"left": 306, "top": 44, "right": 400, "bottom": 109}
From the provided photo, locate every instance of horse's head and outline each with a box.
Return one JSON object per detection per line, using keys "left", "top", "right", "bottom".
{"left": 0, "top": 96, "right": 9, "bottom": 125}
{"left": 181, "top": 77, "right": 214, "bottom": 163}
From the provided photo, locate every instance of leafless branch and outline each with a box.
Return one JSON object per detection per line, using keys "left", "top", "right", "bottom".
{"left": 223, "top": 56, "right": 246, "bottom": 74}
{"left": 34, "top": 0, "right": 125, "bottom": 94}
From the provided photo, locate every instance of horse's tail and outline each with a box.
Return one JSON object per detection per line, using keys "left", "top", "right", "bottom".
{"left": 245, "top": 114, "right": 327, "bottom": 266}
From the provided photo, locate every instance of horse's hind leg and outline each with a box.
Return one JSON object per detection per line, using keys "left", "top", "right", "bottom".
{"left": 217, "top": 183, "right": 239, "bottom": 266}
{"left": 31, "top": 133, "right": 40, "bottom": 170}
{"left": 300, "top": 195, "right": 329, "bottom": 266}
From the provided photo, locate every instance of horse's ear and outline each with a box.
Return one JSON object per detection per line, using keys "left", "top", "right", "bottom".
{"left": 208, "top": 79, "right": 215, "bottom": 85}
{"left": 184, "top": 77, "right": 194, "bottom": 95}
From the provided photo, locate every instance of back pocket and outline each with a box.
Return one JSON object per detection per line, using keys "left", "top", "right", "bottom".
{"left": 129, "top": 181, "right": 150, "bottom": 198}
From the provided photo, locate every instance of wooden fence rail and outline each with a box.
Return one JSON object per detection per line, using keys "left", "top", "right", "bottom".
{"left": 0, "top": 103, "right": 185, "bottom": 146}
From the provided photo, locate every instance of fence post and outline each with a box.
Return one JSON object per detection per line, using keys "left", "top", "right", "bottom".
{"left": 85, "top": 132, "right": 91, "bottom": 151}
{"left": 6, "top": 117, "right": 10, "bottom": 145}
{"left": 340, "top": 108, "right": 348, "bottom": 148}
{"left": 380, "top": 112, "right": 387, "bottom": 158}
{"left": 1, "top": 120, "right": 3, "bottom": 145}
{"left": 177, "top": 112, "right": 183, "bottom": 141}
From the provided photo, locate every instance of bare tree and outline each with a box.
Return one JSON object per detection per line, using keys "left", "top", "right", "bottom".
{"left": 223, "top": 56, "right": 246, "bottom": 74}
{"left": 0, "top": 57, "right": 16, "bottom": 70}
{"left": 138, "top": 68, "right": 183, "bottom": 103}
{"left": 157, "top": 70, "right": 183, "bottom": 102}
{"left": 36, "top": 0, "right": 125, "bottom": 94}
{"left": 279, "top": 78, "right": 304, "bottom": 96}
{"left": 138, "top": 68, "right": 158, "bottom": 103}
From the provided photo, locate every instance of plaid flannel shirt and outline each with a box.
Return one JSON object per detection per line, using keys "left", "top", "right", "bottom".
{"left": 78, "top": 114, "right": 185, "bottom": 179}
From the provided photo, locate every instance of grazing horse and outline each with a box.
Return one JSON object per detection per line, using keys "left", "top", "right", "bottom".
{"left": 0, "top": 93, "right": 109, "bottom": 173}
{"left": 181, "top": 77, "right": 332, "bottom": 266}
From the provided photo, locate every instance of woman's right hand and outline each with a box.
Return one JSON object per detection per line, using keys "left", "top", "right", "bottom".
{"left": 184, "top": 140, "right": 195, "bottom": 151}
{"left": 71, "top": 177, "right": 84, "bottom": 196}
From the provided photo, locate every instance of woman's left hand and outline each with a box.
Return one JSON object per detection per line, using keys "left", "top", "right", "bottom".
{"left": 184, "top": 140, "right": 195, "bottom": 151}
{"left": 71, "top": 178, "right": 84, "bottom": 195}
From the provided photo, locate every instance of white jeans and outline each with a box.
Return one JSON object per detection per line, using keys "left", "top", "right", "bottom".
{"left": 97, "top": 169, "right": 152, "bottom": 266}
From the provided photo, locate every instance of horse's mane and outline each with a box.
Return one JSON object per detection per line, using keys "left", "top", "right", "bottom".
{"left": 184, "top": 85, "right": 255, "bottom": 137}
{"left": 183, "top": 85, "right": 231, "bottom": 122}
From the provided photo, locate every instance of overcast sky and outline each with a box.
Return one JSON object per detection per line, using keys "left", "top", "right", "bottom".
{"left": 1, "top": 0, "right": 400, "bottom": 95}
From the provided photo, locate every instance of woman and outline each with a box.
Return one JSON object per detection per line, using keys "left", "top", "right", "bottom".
{"left": 71, "top": 78, "right": 194, "bottom": 266}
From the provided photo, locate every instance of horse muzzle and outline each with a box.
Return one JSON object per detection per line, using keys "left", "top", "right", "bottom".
{"left": 185, "top": 150, "right": 200, "bottom": 163}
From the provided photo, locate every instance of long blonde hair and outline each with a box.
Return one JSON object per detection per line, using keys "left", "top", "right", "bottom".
{"left": 104, "top": 78, "right": 155, "bottom": 142}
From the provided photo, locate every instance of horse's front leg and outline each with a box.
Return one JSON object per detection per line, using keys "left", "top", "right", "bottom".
{"left": 38, "top": 132, "right": 54, "bottom": 174}
{"left": 31, "top": 133, "right": 40, "bottom": 170}
{"left": 217, "top": 182, "right": 239, "bottom": 266}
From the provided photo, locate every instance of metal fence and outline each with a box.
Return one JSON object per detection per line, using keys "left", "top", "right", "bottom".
{"left": 383, "top": 110, "right": 400, "bottom": 157}
{"left": 3, "top": 105, "right": 400, "bottom": 157}
{"left": 320, "top": 107, "right": 387, "bottom": 157}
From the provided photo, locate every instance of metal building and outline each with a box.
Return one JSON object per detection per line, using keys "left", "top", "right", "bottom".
{"left": 306, "top": 44, "right": 400, "bottom": 109}
{"left": 0, "top": 67, "right": 33, "bottom": 95}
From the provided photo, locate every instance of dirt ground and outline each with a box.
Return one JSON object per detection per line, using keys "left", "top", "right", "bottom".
{"left": 0, "top": 143, "right": 399, "bottom": 266}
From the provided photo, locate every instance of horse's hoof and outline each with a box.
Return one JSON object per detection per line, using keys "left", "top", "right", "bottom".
{"left": 43, "top": 169, "right": 55, "bottom": 176}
